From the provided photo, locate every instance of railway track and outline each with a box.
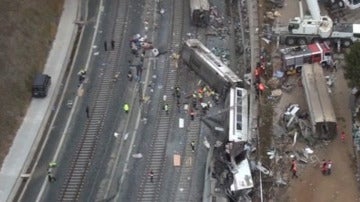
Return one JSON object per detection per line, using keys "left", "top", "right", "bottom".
{"left": 136, "top": 0, "right": 185, "bottom": 201}
{"left": 57, "top": 0, "right": 129, "bottom": 200}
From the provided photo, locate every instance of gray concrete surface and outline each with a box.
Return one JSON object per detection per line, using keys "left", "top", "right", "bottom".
{"left": 0, "top": 0, "right": 79, "bottom": 201}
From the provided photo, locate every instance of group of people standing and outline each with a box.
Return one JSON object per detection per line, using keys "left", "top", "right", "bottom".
{"left": 290, "top": 159, "right": 334, "bottom": 179}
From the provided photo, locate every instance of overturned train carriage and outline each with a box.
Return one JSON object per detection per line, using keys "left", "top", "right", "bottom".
{"left": 182, "top": 39, "right": 243, "bottom": 99}
{"left": 190, "top": 0, "right": 210, "bottom": 27}
{"left": 302, "top": 63, "right": 337, "bottom": 139}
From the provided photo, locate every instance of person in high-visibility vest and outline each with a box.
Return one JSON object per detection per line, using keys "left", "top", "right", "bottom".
{"left": 123, "top": 103, "right": 130, "bottom": 113}
{"left": 48, "top": 162, "right": 57, "bottom": 168}
{"left": 258, "top": 83, "right": 265, "bottom": 93}
{"left": 164, "top": 103, "right": 169, "bottom": 115}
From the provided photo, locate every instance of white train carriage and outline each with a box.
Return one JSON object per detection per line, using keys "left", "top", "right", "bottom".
{"left": 190, "top": 0, "right": 210, "bottom": 27}
{"left": 182, "top": 39, "right": 243, "bottom": 98}
{"left": 228, "top": 87, "right": 249, "bottom": 142}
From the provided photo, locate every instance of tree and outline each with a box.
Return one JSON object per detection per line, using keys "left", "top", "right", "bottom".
{"left": 344, "top": 42, "right": 360, "bottom": 87}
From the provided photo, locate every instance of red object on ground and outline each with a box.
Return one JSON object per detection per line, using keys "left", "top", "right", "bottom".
{"left": 341, "top": 131, "right": 345, "bottom": 142}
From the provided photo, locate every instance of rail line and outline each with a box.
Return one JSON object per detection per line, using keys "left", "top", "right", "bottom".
{"left": 136, "top": 0, "right": 185, "bottom": 201}
{"left": 57, "top": 0, "right": 129, "bottom": 200}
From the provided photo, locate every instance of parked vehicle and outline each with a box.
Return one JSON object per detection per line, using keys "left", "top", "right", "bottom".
{"left": 274, "top": 0, "right": 360, "bottom": 46}
{"left": 32, "top": 74, "right": 51, "bottom": 98}
{"left": 280, "top": 42, "right": 333, "bottom": 71}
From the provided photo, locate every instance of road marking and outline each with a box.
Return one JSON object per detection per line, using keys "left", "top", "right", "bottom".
{"left": 35, "top": 0, "right": 104, "bottom": 201}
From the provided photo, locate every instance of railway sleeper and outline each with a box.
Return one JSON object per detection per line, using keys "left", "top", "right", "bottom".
{"left": 75, "top": 156, "right": 92, "bottom": 160}
{"left": 80, "top": 144, "right": 95, "bottom": 148}
{"left": 150, "top": 154, "right": 165, "bottom": 160}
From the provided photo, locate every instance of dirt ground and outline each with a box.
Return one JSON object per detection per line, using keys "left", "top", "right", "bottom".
{"left": 272, "top": 67, "right": 360, "bottom": 201}
{"left": 0, "top": 0, "right": 64, "bottom": 167}
{"left": 266, "top": 0, "right": 360, "bottom": 201}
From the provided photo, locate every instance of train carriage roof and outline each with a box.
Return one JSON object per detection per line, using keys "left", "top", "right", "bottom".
{"left": 302, "top": 63, "right": 336, "bottom": 125}
{"left": 229, "top": 87, "right": 248, "bottom": 142}
{"left": 190, "top": 0, "right": 210, "bottom": 11}
{"left": 185, "top": 39, "right": 242, "bottom": 84}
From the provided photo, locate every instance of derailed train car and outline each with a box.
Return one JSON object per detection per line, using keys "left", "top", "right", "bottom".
{"left": 302, "top": 63, "right": 337, "bottom": 139}
{"left": 190, "top": 0, "right": 210, "bottom": 27}
{"left": 182, "top": 39, "right": 243, "bottom": 98}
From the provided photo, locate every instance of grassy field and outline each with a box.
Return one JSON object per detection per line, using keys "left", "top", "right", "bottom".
{"left": 0, "top": 0, "right": 64, "bottom": 167}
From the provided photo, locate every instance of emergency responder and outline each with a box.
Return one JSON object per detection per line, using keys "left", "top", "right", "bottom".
{"left": 290, "top": 159, "right": 298, "bottom": 178}
{"left": 191, "top": 141, "right": 195, "bottom": 152}
{"left": 174, "top": 86, "right": 181, "bottom": 98}
{"left": 123, "top": 103, "right": 130, "bottom": 113}
{"left": 149, "top": 170, "right": 154, "bottom": 183}
{"left": 164, "top": 103, "right": 169, "bottom": 115}
{"left": 127, "top": 70, "right": 133, "bottom": 81}
{"left": 48, "top": 162, "right": 57, "bottom": 168}
{"left": 78, "top": 69, "right": 86, "bottom": 85}
{"left": 47, "top": 172, "right": 56, "bottom": 183}
{"left": 255, "top": 67, "right": 260, "bottom": 83}
{"left": 190, "top": 109, "right": 195, "bottom": 120}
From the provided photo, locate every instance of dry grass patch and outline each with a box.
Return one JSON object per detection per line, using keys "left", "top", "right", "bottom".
{"left": 0, "top": 0, "right": 64, "bottom": 166}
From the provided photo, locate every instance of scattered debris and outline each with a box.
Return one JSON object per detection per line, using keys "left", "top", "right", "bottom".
{"left": 132, "top": 153, "right": 143, "bottom": 158}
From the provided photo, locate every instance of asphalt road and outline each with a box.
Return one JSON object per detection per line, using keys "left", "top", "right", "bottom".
{"left": 20, "top": 0, "right": 147, "bottom": 201}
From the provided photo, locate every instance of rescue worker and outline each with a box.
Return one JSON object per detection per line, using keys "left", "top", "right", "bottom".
{"left": 341, "top": 131, "right": 345, "bottom": 142}
{"left": 290, "top": 159, "right": 298, "bottom": 178}
{"left": 258, "top": 83, "right": 265, "bottom": 94}
{"left": 104, "top": 41, "right": 108, "bottom": 51}
{"left": 190, "top": 109, "right": 195, "bottom": 120}
{"left": 198, "top": 92, "right": 203, "bottom": 103}
{"left": 177, "top": 102, "right": 181, "bottom": 113}
{"left": 127, "top": 70, "right": 133, "bottom": 81}
{"left": 192, "top": 98, "right": 197, "bottom": 109}
{"left": 192, "top": 91, "right": 197, "bottom": 99}
{"left": 191, "top": 141, "right": 195, "bottom": 152}
{"left": 327, "top": 160, "right": 333, "bottom": 175}
{"left": 78, "top": 69, "right": 86, "bottom": 85}
{"left": 111, "top": 40, "right": 115, "bottom": 50}
{"left": 201, "top": 102, "right": 208, "bottom": 115}
{"left": 47, "top": 169, "right": 56, "bottom": 183}
{"left": 321, "top": 159, "right": 328, "bottom": 175}
{"left": 164, "top": 103, "right": 169, "bottom": 115}
{"left": 149, "top": 170, "right": 154, "bottom": 183}
{"left": 255, "top": 67, "right": 260, "bottom": 83}
{"left": 86, "top": 106, "right": 90, "bottom": 119}
{"left": 174, "top": 86, "right": 181, "bottom": 98}
{"left": 48, "top": 162, "right": 57, "bottom": 168}
{"left": 123, "top": 103, "right": 130, "bottom": 113}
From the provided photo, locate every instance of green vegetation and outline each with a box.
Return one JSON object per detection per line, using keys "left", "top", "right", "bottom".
{"left": 344, "top": 42, "right": 360, "bottom": 87}
{"left": 0, "top": 0, "right": 64, "bottom": 166}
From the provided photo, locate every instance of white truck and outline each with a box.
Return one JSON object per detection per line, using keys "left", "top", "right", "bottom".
{"left": 274, "top": 0, "right": 360, "bottom": 47}
{"left": 323, "top": 0, "right": 360, "bottom": 10}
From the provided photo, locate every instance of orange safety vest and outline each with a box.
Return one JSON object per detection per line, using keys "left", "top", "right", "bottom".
{"left": 259, "top": 83, "right": 265, "bottom": 91}
{"left": 255, "top": 68, "right": 259, "bottom": 76}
